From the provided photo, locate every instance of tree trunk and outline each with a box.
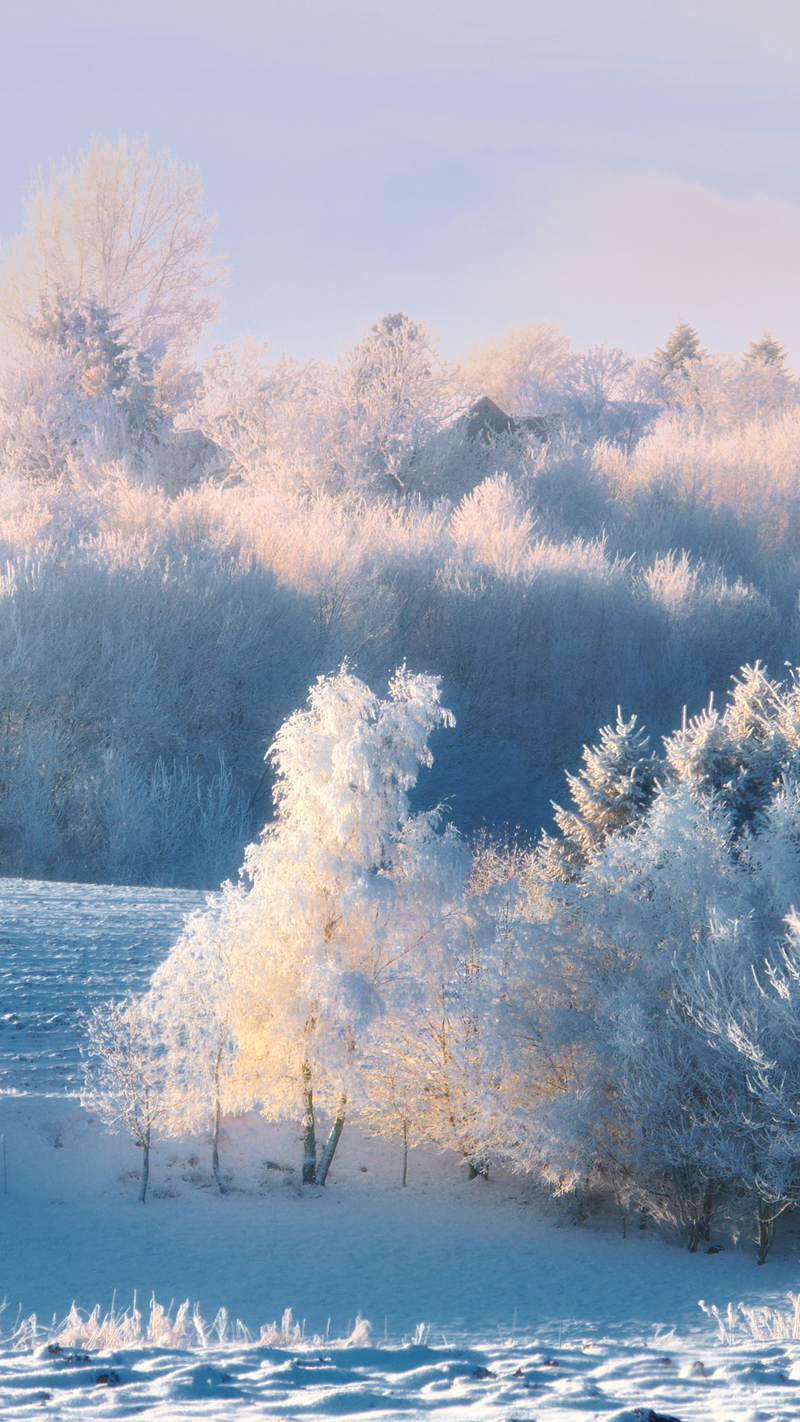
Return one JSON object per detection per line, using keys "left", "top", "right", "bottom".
{"left": 212, "top": 1063, "right": 227, "bottom": 1195}
{"left": 139, "top": 1126, "right": 150, "bottom": 1204}
{"left": 301, "top": 1060, "right": 317, "bottom": 1185}
{"left": 672, "top": 1168, "right": 715, "bottom": 1252}
{"left": 700, "top": 1182, "right": 714, "bottom": 1244}
{"left": 686, "top": 1216, "right": 702, "bottom": 1253}
{"left": 756, "top": 1193, "right": 781, "bottom": 1265}
{"left": 315, "top": 1093, "right": 347, "bottom": 1186}
{"left": 402, "top": 1117, "right": 408, "bottom": 1188}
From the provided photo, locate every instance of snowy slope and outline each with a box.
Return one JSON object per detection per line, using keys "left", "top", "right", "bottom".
{"left": 1, "top": 878, "right": 799, "bottom": 1420}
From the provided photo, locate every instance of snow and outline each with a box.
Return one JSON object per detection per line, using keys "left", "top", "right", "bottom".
{"left": 5, "top": 1331, "right": 800, "bottom": 1422}
{"left": 1, "top": 878, "right": 800, "bottom": 1419}
{"left": 0, "top": 879, "right": 210, "bottom": 1095}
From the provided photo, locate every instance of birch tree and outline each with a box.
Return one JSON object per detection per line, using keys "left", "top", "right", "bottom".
{"left": 155, "top": 664, "right": 462, "bottom": 1187}
{"left": 81, "top": 997, "right": 169, "bottom": 1203}
{"left": 146, "top": 917, "right": 237, "bottom": 1194}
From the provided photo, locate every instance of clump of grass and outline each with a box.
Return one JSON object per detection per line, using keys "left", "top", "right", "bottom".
{"left": 259, "top": 1308, "right": 304, "bottom": 1346}
{"left": 2, "top": 1298, "right": 372, "bottom": 1354}
{"left": 700, "top": 1294, "right": 800, "bottom": 1343}
{"left": 8, "top": 1296, "right": 250, "bottom": 1352}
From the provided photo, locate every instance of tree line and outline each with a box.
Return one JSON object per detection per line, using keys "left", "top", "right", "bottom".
{"left": 0, "top": 139, "right": 798, "bottom": 883}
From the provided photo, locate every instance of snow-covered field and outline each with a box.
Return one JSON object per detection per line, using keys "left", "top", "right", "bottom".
{"left": 1, "top": 878, "right": 800, "bottom": 1419}
{"left": 0, "top": 880, "right": 210, "bottom": 1096}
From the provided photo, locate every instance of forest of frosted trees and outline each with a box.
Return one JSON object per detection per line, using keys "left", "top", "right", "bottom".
{"left": 0, "top": 137, "right": 797, "bottom": 886}
{"left": 7, "top": 137, "right": 800, "bottom": 1253}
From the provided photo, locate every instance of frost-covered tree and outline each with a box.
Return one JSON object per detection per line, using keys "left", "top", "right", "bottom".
{"left": 186, "top": 340, "right": 322, "bottom": 489}
{"left": 0, "top": 136, "right": 226, "bottom": 409}
{"left": 327, "top": 313, "right": 457, "bottom": 494}
{"left": 154, "top": 665, "right": 463, "bottom": 1186}
{"left": 562, "top": 344, "right": 659, "bottom": 449}
{"left": 31, "top": 290, "right": 145, "bottom": 403}
{"left": 459, "top": 321, "right": 573, "bottom": 415}
{"left": 654, "top": 321, "right": 705, "bottom": 376}
{"left": 474, "top": 665, "right": 800, "bottom": 1254}
{"left": 490, "top": 787, "right": 745, "bottom": 1241}
{"left": 677, "top": 911, "right": 800, "bottom": 1263}
{"left": 189, "top": 315, "right": 458, "bottom": 498}
{"left": 0, "top": 138, "right": 226, "bottom": 484}
{"left": 358, "top": 895, "right": 485, "bottom": 1179}
{"left": 146, "top": 918, "right": 236, "bottom": 1193}
{"left": 569, "top": 344, "right": 634, "bottom": 419}
{"left": 0, "top": 289, "right": 162, "bottom": 480}
{"left": 537, "top": 710, "right": 659, "bottom": 881}
{"left": 664, "top": 663, "right": 800, "bottom": 832}
{"left": 82, "top": 997, "right": 169, "bottom": 1203}
{"left": 0, "top": 338, "right": 88, "bottom": 481}
{"left": 744, "top": 333, "right": 788, "bottom": 369}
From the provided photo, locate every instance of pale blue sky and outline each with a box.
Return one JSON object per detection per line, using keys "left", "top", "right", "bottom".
{"left": 2, "top": 0, "right": 800, "bottom": 363}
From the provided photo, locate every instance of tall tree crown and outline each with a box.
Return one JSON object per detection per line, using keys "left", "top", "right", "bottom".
{"left": 0, "top": 136, "right": 226, "bottom": 398}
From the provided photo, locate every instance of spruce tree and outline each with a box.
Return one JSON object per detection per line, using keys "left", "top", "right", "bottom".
{"left": 743, "top": 332, "right": 788, "bottom": 369}
{"left": 653, "top": 320, "right": 705, "bottom": 376}
{"left": 664, "top": 664, "right": 800, "bottom": 832}
{"left": 538, "top": 710, "right": 659, "bottom": 880}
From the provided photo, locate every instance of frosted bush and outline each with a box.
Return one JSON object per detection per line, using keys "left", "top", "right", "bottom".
{"left": 600, "top": 409, "right": 800, "bottom": 558}
{"left": 450, "top": 474, "right": 537, "bottom": 576}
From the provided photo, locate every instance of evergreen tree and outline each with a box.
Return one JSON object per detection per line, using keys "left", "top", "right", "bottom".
{"left": 653, "top": 321, "right": 705, "bottom": 375}
{"left": 743, "top": 332, "right": 788, "bottom": 369}
{"left": 664, "top": 664, "right": 800, "bottom": 831}
{"left": 538, "top": 710, "right": 659, "bottom": 880}
{"left": 30, "top": 288, "right": 158, "bottom": 442}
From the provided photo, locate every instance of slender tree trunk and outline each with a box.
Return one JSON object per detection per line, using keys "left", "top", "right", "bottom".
{"left": 402, "top": 1117, "right": 408, "bottom": 1188}
{"left": 700, "top": 1182, "right": 714, "bottom": 1244}
{"left": 212, "top": 1058, "right": 227, "bottom": 1195}
{"left": 139, "top": 1125, "right": 150, "bottom": 1204}
{"left": 315, "top": 1093, "right": 347, "bottom": 1186}
{"left": 756, "top": 1193, "right": 781, "bottom": 1265}
{"left": 301, "top": 1060, "right": 317, "bottom": 1185}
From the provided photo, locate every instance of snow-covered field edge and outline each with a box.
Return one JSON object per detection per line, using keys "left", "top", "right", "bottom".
{"left": 3, "top": 1307, "right": 800, "bottom": 1420}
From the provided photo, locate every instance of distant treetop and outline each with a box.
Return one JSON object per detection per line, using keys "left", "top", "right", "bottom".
{"left": 0, "top": 135, "right": 227, "bottom": 409}
{"left": 743, "top": 331, "right": 788, "bottom": 369}
{"left": 653, "top": 321, "right": 706, "bottom": 375}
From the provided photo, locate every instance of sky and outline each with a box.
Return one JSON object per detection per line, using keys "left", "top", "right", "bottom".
{"left": 1, "top": 0, "right": 800, "bottom": 365}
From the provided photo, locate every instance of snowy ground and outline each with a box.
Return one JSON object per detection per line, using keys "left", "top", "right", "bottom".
{"left": 1, "top": 878, "right": 800, "bottom": 1419}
